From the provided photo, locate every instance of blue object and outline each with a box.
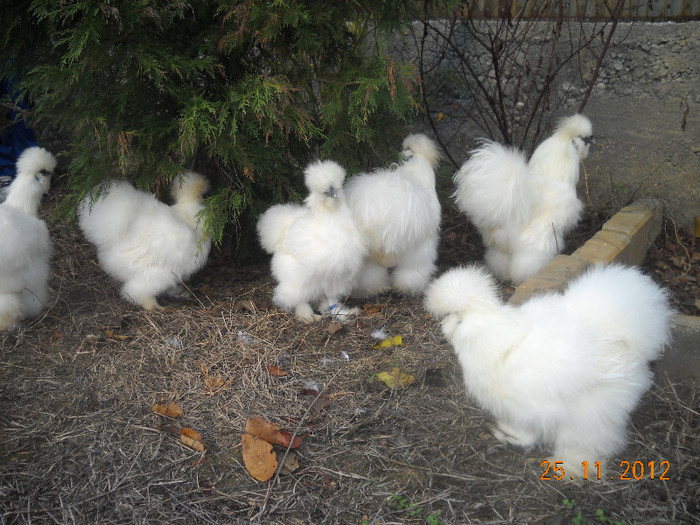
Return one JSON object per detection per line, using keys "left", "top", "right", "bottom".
{"left": 1, "top": 78, "right": 37, "bottom": 185}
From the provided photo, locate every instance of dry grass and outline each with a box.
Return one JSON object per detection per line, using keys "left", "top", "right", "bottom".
{"left": 0, "top": 200, "right": 698, "bottom": 525}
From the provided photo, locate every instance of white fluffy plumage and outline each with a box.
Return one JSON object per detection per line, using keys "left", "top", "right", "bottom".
{"left": 78, "top": 171, "right": 211, "bottom": 310}
{"left": 0, "top": 147, "right": 56, "bottom": 329}
{"left": 425, "top": 264, "right": 672, "bottom": 472}
{"left": 453, "top": 114, "right": 594, "bottom": 283}
{"left": 257, "top": 160, "right": 367, "bottom": 322}
{"left": 344, "top": 133, "right": 441, "bottom": 296}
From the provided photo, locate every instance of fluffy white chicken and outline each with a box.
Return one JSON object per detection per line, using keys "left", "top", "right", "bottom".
{"left": 344, "top": 134, "right": 441, "bottom": 296}
{"left": 425, "top": 264, "right": 672, "bottom": 473}
{"left": 257, "top": 160, "right": 366, "bottom": 322}
{"left": 78, "top": 171, "right": 211, "bottom": 310}
{"left": 0, "top": 147, "right": 56, "bottom": 329}
{"left": 453, "top": 114, "right": 594, "bottom": 284}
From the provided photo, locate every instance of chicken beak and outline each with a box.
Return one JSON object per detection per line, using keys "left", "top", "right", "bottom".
{"left": 324, "top": 186, "right": 338, "bottom": 199}
{"left": 583, "top": 136, "right": 596, "bottom": 146}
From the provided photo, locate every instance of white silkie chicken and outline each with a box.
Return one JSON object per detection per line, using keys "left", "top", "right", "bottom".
{"left": 453, "top": 114, "right": 595, "bottom": 284}
{"left": 78, "top": 171, "right": 211, "bottom": 310}
{"left": 344, "top": 134, "right": 441, "bottom": 296}
{"left": 0, "top": 147, "right": 56, "bottom": 329}
{"left": 425, "top": 264, "right": 672, "bottom": 473}
{"left": 257, "top": 160, "right": 366, "bottom": 322}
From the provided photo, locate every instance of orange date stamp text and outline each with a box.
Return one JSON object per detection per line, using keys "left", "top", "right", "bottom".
{"left": 540, "top": 460, "right": 670, "bottom": 480}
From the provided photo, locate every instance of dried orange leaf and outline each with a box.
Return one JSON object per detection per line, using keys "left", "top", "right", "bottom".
{"left": 245, "top": 415, "right": 281, "bottom": 441}
{"left": 266, "top": 365, "right": 288, "bottom": 377}
{"left": 376, "top": 368, "right": 415, "bottom": 389}
{"left": 361, "top": 304, "right": 383, "bottom": 316}
{"left": 200, "top": 364, "right": 231, "bottom": 394}
{"left": 245, "top": 415, "right": 300, "bottom": 448}
{"left": 180, "top": 427, "right": 205, "bottom": 452}
{"left": 242, "top": 433, "right": 278, "bottom": 482}
{"left": 276, "top": 430, "right": 302, "bottom": 449}
{"left": 204, "top": 375, "right": 230, "bottom": 394}
{"left": 152, "top": 402, "right": 183, "bottom": 418}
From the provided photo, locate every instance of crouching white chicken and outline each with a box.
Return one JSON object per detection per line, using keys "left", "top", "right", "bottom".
{"left": 344, "top": 133, "right": 441, "bottom": 296}
{"left": 257, "top": 160, "right": 366, "bottom": 323}
{"left": 425, "top": 264, "right": 672, "bottom": 473}
{"left": 78, "top": 171, "right": 211, "bottom": 310}
{"left": 453, "top": 114, "right": 594, "bottom": 284}
{"left": 0, "top": 147, "right": 56, "bottom": 329}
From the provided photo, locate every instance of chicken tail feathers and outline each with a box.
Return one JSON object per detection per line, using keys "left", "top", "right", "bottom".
{"left": 256, "top": 204, "right": 302, "bottom": 254}
{"left": 425, "top": 265, "right": 500, "bottom": 317}
{"left": 453, "top": 141, "right": 532, "bottom": 230}
{"left": 564, "top": 264, "right": 673, "bottom": 363}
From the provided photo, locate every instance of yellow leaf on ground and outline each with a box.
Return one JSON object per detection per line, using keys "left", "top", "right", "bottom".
{"left": 242, "top": 433, "right": 278, "bottom": 482}
{"left": 152, "top": 402, "right": 183, "bottom": 418}
{"left": 101, "top": 327, "right": 129, "bottom": 340}
{"left": 180, "top": 427, "right": 205, "bottom": 452}
{"left": 376, "top": 368, "right": 415, "bottom": 389}
{"left": 372, "top": 335, "right": 403, "bottom": 349}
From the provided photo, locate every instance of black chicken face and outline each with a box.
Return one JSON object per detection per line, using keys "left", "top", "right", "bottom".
{"left": 572, "top": 134, "right": 596, "bottom": 159}
{"left": 324, "top": 186, "right": 338, "bottom": 199}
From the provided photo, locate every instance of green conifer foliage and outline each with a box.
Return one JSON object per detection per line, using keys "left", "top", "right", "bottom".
{"left": 1, "top": 1, "right": 421, "bottom": 254}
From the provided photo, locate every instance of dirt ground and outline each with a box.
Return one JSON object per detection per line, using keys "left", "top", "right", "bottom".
{"left": 0, "top": 194, "right": 698, "bottom": 524}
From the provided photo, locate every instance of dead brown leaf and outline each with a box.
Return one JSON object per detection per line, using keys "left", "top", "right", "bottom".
{"left": 242, "top": 433, "right": 278, "bottom": 482}
{"left": 159, "top": 423, "right": 180, "bottom": 437}
{"left": 233, "top": 299, "right": 257, "bottom": 313}
{"left": 245, "top": 415, "right": 301, "bottom": 449}
{"left": 152, "top": 402, "right": 184, "bottom": 418}
{"left": 308, "top": 396, "right": 333, "bottom": 416}
{"left": 361, "top": 304, "right": 383, "bottom": 316}
{"left": 204, "top": 375, "right": 230, "bottom": 394}
{"left": 326, "top": 321, "right": 344, "bottom": 335}
{"left": 266, "top": 365, "right": 288, "bottom": 377}
{"left": 300, "top": 389, "right": 333, "bottom": 416}
{"left": 200, "top": 364, "right": 231, "bottom": 394}
{"left": 180, "top": 427, "right": 205, "bottom": 452}
{"left": 278, "top": 452, "right": 300, "bottom": 475}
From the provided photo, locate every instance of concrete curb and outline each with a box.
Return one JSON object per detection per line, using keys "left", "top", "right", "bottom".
{"left": 509, "top": 197, "right": 662, "bottom": 305}
{"left": 507, "top": 198, "right": 699, "bottom": 383}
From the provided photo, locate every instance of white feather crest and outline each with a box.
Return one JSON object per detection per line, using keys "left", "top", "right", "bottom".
{"left": 402, "top": 133, "right": 440, "bottom": 169}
